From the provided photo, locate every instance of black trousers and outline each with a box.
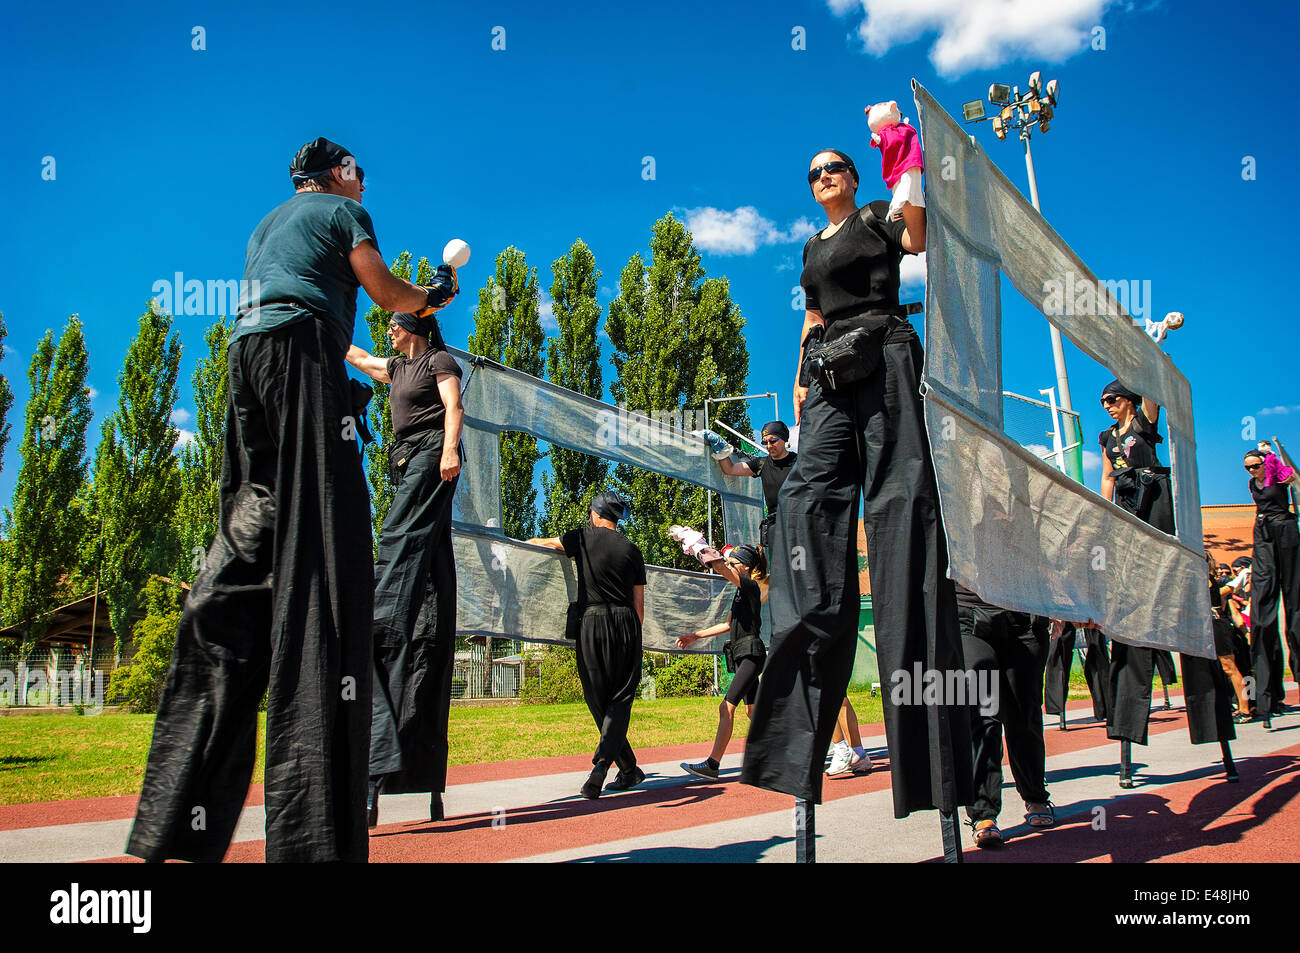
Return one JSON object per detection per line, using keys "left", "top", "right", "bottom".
{"left": 741, "top": 320, "right": 973, "bottom": 813}
{"left": 959, "top": 605, "right": 1049, "bottom": 823}
{"left": 369, "top": 432, "right": 459, "bottom": 794}
{"left": 1252, "top": 517, "right": 1300, "bottom": 714}
{"left": 126, "top": 320, "right": 374, "bottom": 863}
{"left": 1043, "top": 623, "right": 1112, "bottom": 720}
{"left": 576, "top": 605, "right": 642, "bottom": 771}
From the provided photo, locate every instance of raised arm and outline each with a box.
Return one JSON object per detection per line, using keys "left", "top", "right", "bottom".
{"left": 524, "top": 536, "right": 565, "bottom": 551}
{"left": 900, "top": 203, "right": 926, "bottom": 254}
{"left": 349, "top": 240, "right": 458, "bottom": 314}
{"left": 717, "top": 455, "right": 755, "bottom": 478}
{"left": 346, "top": 344, "right": 391, "bottom": 383}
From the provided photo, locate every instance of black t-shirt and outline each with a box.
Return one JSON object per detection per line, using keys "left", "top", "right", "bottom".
{"left": 1100, "top": 407, "right": 1164, "bottom": 472}
{"left": 387, "top": 346, "right": 462, "bottom": 442}
{"left": 1251, "top": 477, "right": 1293, "bottom": 521}
{"left": 800, "top": 200, "right": 911, "bottom": 328}
{"left": 728, "top": 577, "right": 763, "bottom": 644}
{"left": 953, "top": 582, "right": 1001, "bottom": 612}
{"left": 747, "top": 452, "right": 797, "bottom": 515}
{"left": 560, "top": 525, "right": 647, "bottom": 609}
{"left": 231, "top": 192, "right": 380, "bottom": 352}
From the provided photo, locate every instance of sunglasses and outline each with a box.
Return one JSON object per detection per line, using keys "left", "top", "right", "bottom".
{"left": 1245, "top": 463, "right": 1262, "bottom": 471}
{"left": 761, "top": 437, "right": 783, "bottom": 446}
{"left": 1101, "top": 395, "right": 1126, "bottom": 406}
{"left": 807, "top": 161, "right": 853, "bottom": 184}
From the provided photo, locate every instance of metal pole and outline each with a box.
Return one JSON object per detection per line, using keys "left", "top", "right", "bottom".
{"left": 1023, "top": 133, "right": 1084, "bottom": 484}
{"left": 939, "top": 812, "right": 964, "bottom": 863}
{"left": 705, "top": 397, "right": 713, "bottom": 548}
{"left": 794, "top": 798, "right": 815, "bottom": 862}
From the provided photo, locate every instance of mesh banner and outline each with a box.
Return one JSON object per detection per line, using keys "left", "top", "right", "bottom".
{"left": 444, "top": 347, "right": 764, "bottom": 653}
{"left": 913, "top": 81, "right": 1213, "bottom": 658}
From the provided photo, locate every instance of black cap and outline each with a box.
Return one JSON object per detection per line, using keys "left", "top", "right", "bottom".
{"left": 290, "top": 137, "right": 354, "bottom": 182}
{"left": 761, "top": 420, "right": 790, "bottom": 441}
{"left": 591, "top": 490, "right": 630, "bottom": 523}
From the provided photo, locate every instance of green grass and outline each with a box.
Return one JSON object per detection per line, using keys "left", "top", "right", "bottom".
{"left": 0, "top": 675, "right": 1092, "bottom": 805}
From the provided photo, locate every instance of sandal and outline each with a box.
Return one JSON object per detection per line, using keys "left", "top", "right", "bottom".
{"left": 1024, "top": 801, "right": 1055, "bottom": 828}
{"left": 970, "top": 818, "right": 1003, "bottom": 849}
{"left": 1232, "top": 710, "right": 1254, "bottom": 724}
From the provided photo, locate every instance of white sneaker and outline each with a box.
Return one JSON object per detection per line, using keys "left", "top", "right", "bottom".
{"left": 851, "top": 749, "right": 873, "bottom": 774}
{"left": 827, "top": 747, "right": 857, "bottom": 777}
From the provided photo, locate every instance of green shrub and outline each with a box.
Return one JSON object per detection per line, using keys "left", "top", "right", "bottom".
{"left": 106, "top": 576, "right": 184, "bottom": 713}
{"left": 520, "top": 646, "right": 585, "bottom": 704}
{"left": 651, "top": 653, "right": 716, "bottom": 698}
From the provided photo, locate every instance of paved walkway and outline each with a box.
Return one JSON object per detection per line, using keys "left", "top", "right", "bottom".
{"left": 3, "top": 689, "right": 1298, "bottom": 863}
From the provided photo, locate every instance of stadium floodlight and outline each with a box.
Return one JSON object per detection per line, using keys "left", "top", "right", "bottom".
{"left": 992, "top": 116, "right": 1006, "bottom": 140}
{"left": 1045, "top": 78, "right": 1059, "bottom": 106}
{"left": 1029, "top": 71, "right": 1042, "bottom": 94}
{"left": 989, "top": 83, "right": 1012, "bottom": 105}
{"left": 962, "top": 99, "right": 986, "bottom": 121}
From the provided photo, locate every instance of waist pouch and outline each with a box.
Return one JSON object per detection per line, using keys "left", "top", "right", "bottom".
{"left": 1114, "top": 465, "right": 1169, "bottom": 520}
{"left": 804, "top": 313, "right": 903, "bottom": 393}
{"left": 722, "top": 634, "right": 765, "bottom": 673}
{"left": 386, "top": 428, "right": 442, "bottom": 485}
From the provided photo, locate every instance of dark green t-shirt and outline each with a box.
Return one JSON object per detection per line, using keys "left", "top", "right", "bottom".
{"left": 229, "top": 192, "right": 379, "bottom": 351}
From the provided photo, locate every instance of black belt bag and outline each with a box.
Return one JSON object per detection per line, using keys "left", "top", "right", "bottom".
{"left": 386, "top": 428, "right": 442, "bottom": 485}
{"left": 803, "top": 312, "right": 905, "bottom": 393}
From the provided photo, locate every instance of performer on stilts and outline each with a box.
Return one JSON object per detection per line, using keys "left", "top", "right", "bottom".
{"left": 347, "top": 303, "right": 464, "bottom": 828}
{"left": 740, "top": 102, "right": 974, "bottom": 827}
{"left": 1097, "top": 379, "right": 1234, "bottom": 785}
{"left": 528, "top": 492, "right": 647, "bottom": 799}
{"left": 127, "top": 138, "right": 459, "bottom": 862}
{"left": 1044, "top": 620, "right": 1112, "bottom": 730}
{"left": 1243, "top": 443, "right": 1300, "bottom": 725}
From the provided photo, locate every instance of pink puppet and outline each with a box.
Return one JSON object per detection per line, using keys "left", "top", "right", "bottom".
{"left": 866, "top": 100, "right": 924, "bottom": 221}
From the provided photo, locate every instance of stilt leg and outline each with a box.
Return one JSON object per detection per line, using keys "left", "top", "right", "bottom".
{"left": 794, "top": 798, "right": 815, "bottom": 863}
{"left": 1118, "top": 740, "right": 1134, "bottom": 788}
{"left": 939, "top": 811, "right": 963, "bottom": 863}
{"left": 1220, "top": 740, "right": 1239, "bottom": 783}
{"left": 1161, "top": 684, "right": 1172, "bottom": 710}
{"left": 1058, "top": 710, "right": 1067, "bottom": 731}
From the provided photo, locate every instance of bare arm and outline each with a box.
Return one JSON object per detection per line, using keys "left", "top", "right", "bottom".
{"left": 346, "top": 344, "right": 391, "bottom": 383}
{"left": 794, "top": 308, "right": 825, "bottom": 425}
{"left": 1141, "top": 398, "right": 1161, "bottom": 428}
{"left": 437, "top": 373, "right": 464, "bottom": 481}
{"left": 633, "top": 585, "right": 645, "bottom": 625}
{"left": 676, "top": 619, "right": 731, "bottom": 648}
{"left": 349, "top": 240, "right": 454, "bottom": 313}
{"left": 1100, "top": 453, "right": 1115, "bottom": 502}
{"left": 717, "top": 456, "right": 756, "bottom": 477}
{"left": 900, "top": 204, "right": 926, "bottom": 254}
{"left": 525, "top": 536, "right": 565, "bottom": 551}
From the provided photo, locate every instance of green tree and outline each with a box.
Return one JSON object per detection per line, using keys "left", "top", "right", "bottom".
{"left": 359, "top": 251, "right": 440, "bottom": 542}
{"left": 0, "top": 314, "right": 14, "bottom": 473}
{"left": 0, "top": 318, "right": 94, "bottom": 651}
{"left": 91, "top": 304, "right": 183, "bottom": 643}
{"left": 466, "top": 247, "right": 545, "bottom": 540}
{"left": 173, "top": 317, "right": 230, "bottom": 582}
{"left": 606, "top": 214, "right": 751, "bottom": 569}
{"left": 106, "top": 575, "right": 184, "bottom": 713}
{"left": 541, "top": 240, "right": 608, "bottom": 537}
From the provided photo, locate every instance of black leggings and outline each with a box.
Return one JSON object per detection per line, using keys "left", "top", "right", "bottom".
{"left": 725, "top": 656, "right": 763, "bottom": 707}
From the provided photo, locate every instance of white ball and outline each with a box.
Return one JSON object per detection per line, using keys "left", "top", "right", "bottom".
{"left": 442, "top": 239, "right": 471, "bottom": 269}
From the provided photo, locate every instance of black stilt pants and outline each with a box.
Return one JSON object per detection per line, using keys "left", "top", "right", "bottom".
{"left": 126, "top": 320, "right": 374, "bottom": 863}
{"left": 1252, "top": 517, "right": 1300, "bottom": 714}
{"left": 741, "top": 320, "right": 973, "bottom": 813}
{"left": 369, "top": 432, "right": 459, "bottom": 795}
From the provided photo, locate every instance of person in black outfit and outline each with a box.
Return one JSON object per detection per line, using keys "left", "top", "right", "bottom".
{"left": 675, "top": 545, "right": 770, "bottom": 781}
{"left": 1044, "top": 620, "right": 1112, "bottom": 727}
{"left": 1243, "top": 445, "right": 1300, "bottom": 722}
{"left": 955, "top": 584, "right": 1053, "bottom": 848}
{"left": 1098, "top": 380, "right": 1233, "bottom": 783}
{"left": 347, "top": 309, "right": 465, "bottom": 828}
{"left": 740, "top": 146, "right": 973, "bottom": 818}
{"left": 126, "top": 138, "right": 458, "bottom": 863}
{"left": 714, "top": 421, "right": 797, "bottom": 549}
{"left": 528, "top": 491, "right": 647, "bottom": 798}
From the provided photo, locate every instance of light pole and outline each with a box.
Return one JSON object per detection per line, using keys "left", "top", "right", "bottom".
{"left": 962, "top": 73, "right": 1084, "bottom": 484}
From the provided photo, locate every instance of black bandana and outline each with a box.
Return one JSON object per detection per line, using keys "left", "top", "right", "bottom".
{"left": 591, "top": 491, "right": 630, "bottom": 523}
{"left": 290, "top": 137, "right": 355, "bottom": 182}
{"left": 1101, "top": 379, "right": 1141, "bottom": 405}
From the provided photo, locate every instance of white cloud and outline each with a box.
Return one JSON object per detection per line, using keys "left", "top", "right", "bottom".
{"left": 171, "top": 407, "right": 193, "bottom": 426}
{"left": 539, "top": 298, "right": 558, "bottom": 333}
{"left": 1082, "top": 449, "right": 1102, "bottom": 471}
{"left": 176, "top": 428, "right": 195, "bottom": 446}
{"left": 88, "top": 386, "right": 99, "bottom": 400}
{"left": 1258, "top": 405, "right": 1300, "bottom": 416}
{"left": 900, "top": 251, "right": 927, "bottom": 291}
{"left": 684, "top": 206, "right": 818, "bottom": 255}
{"left": 830, "top": 0, "right": 1115, "bottom": 77}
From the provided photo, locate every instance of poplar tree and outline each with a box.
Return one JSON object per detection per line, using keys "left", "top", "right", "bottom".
{"left": 466, "top": 247, "right": 545, "bottom": 540}
{"left": 0, "top": 314, "right": 13, "bottom": 472}
{"left": 541, "top": 240, "right": 608, "bottom": 536}
{"left": 173, "top": 317, "right": 230, "bottom": 582}
{"left": 0, "top": 317, "right": 94, "bottom": 650}
{"left": 91, "top": 304, "right": 183, "bottom": 642}
{"left": 606, "top": 214, "right": 751, "bottom": 569}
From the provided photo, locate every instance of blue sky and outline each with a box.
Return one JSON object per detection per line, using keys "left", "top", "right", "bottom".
{"left": 2, "top": 0, "right": 1297, "bottom": 513}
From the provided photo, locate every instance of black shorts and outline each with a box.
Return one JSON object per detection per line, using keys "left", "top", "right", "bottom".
{"left": 725, "top": 656, "right": 762, "bottom": 706}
